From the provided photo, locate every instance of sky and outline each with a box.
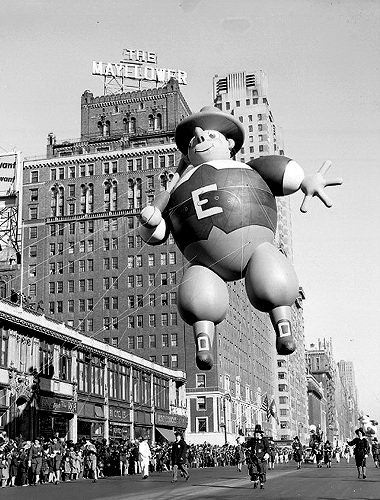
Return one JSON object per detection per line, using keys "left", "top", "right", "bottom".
{"left": 1, "top": 0, "right": 379, "bottom": 424}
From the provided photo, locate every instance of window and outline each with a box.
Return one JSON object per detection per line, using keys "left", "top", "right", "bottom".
{"left": 30, "top": 188, "right": 38, "bottom": 201}
{"left": 169, "top": 272, "right": 176, "bottom": 284}
{"left": 135, "top": 255, "right": 142, "bottom": 267}
{"left": 246, "top": 98, "right": 250, "bottom": 105}
{"left": 149, "top": 314, "right": 156, "bottom": 327}
{"left": 30, "top": 171, "right": 39, "bottom": 183}
{"left": 170, "top": 312, "right": 177, "bottom": 326}
{"left": 135, "top": 275, "right": 142, "bottom": 287}
{"left": 259, "top": 145, "right": 264, "bottom": 152}
{"left": 68, "top": 261, "right": 75, "bottom": 273}
{"left": 197, "top": 418, "right": 207, "bottom": 432}
{"left": 29, "top": 264, "right": 37, "bottom": 277}
{"left": 171, "top": 354, "right": 178, "bottom": 368}
{"left": 149, "top": 355, "right": 156, "bottom": 363}
{"left": 103, "top": 317, "right": 110, "bottom": 330}
{"left": 79, "top": 260, "right": 85, "bottom": 272}
{"left": 49, "top": 282, "right": 55, "bottom": 294}
{"left": 161, "top": 273, "right": 168, "bottom": 285}
{"left": 170, "top": 333, "right": 178, "bottom": 347}
{"left": 127, "top": 316, "right": 135, "bottom": 328}
{"left": 87, "top": 279, "right": 93, "bottom": 291}
{"left": 226, "top": 102, "right": 230, "bottom": 110}
{"left": 137, "top": 336, "right": 144, "bottom": 349}
{"left": 168, "top": 252, "right": 176, "bottom": 265}
{"left": 160, "top": 253, "right": 167, "bottom": 265}
{"left": 148, "top": 274, "right": 155, "bottom": 286}
{"left": 161, "top": 293, "right": 168, "bottom": 306}
{"left": 162, "top": 355, "right": 169, "bottom": 367}
{"left": 103, "top": 258, "right": 110, "bottom": 270}
{"left": 68, "top": 280, "right": 74, "bottom": 293}
{"left": 196, "top": 374, "right": 206, "bottom": 388}
{"left": 29, "top": 226, "right": 38, "bottom": 239}
{"left": 170, "top": 292, "right": 177, "bottom": 305}
{"left": 162, "top": 334, "right": 169, "bottom": 347}
{"left": 87, "top": 298, "right": 93, "bottom": 311}
{"left": 127, "top": 236, "right": 134, "bottom": 248}
{"left": 29, "top": 207, "right": 38, "bottom": 219}
{"left": 68, "top": 300, "right": 74, "bottom": 312}
{"left": 128, "top": 336, "right": 135, "bottom": 349}
{"left": 137, "top": 315, "right": 143, "bottom": 327}
{"left": 149, "top": 335, "right": 156, "bottom": 348}
{"left": 197, "top": 396, "right": 206, "bottom": 410}
{"left": 161, "top": 313, "right": 168, "bottom": 326}
{"left": 111, "top": 337, "right": 118, "bottom": 347}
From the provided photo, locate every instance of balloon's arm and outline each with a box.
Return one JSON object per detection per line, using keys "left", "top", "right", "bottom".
{"left": 247, "top": 156, "right": 304, "bottom": 196}
{"left": 139, "top": 156, "right": 189, "bottom": 244}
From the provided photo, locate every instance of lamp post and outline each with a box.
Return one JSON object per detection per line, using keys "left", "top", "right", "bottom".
{"left": 222, "top": 393, "right": 231, "bottom": 445}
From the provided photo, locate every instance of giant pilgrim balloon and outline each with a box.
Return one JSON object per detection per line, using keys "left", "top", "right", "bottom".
{"left": 139, "top": 107, "right": 342, "bottom": 370}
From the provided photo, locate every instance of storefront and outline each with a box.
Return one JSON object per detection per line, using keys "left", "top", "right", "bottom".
{"left": 77, "top": 400, "right": 105, "bottom": 441}
{"left": 109, "top": 404, "right": 131, "bottom": 441}
{"left": 38, "top": 394, "right": 76, "bottom": 439}
{"left": 155, "top": 412, "right": 188, "bottom": 443}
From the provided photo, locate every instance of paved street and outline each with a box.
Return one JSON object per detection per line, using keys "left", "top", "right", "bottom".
{"left": 1, "top": 461, "right": 380, "bottom": 500}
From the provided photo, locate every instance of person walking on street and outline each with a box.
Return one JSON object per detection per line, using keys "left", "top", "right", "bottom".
{"left": 138, "top": 436, "right": 151, "bottom": 479}
{"left": 371, "top": 437, "right": 379, "bottom": 468}
{"left": 324, "top": 440, "right": 333, "bottom": 468}
{"left": 171, "top": 432, "right": 190, "bottom": 483}
{"left": 245, "top": 424, "right": 270, "bottom": 490}
{"left": 292, "top": 436, "right": 303, "bottom": 470}
{"left": 347, "top": 428, "right": 370, "bottom": 479}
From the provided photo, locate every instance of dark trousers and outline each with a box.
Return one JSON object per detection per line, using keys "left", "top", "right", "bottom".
{"left": 172, "top": 462, "right": 188, "bottom": 480}
{"left": 248, "top": 458, "right": 267, "bottom": 483}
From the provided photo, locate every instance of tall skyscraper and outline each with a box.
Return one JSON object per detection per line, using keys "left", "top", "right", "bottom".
{"left": 213, "top": 70, "right": 308, "bottom": 443}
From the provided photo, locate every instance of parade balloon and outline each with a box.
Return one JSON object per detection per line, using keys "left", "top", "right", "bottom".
{"left": 139, "top": 106, "right": 342, "bottom": 370}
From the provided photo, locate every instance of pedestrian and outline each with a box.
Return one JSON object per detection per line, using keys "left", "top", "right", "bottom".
{"left": 245, "top": 424, "right": 270, "bottom": 490}
{"left": 323, "top": 440, "right": 332, "bottom": 468}
{"left": 84, "top": 439, "right": 98, "bottom": 483}
{"left": 49, "top": 436, "right": 63, "bottom": 484}
{"left": 171, "top": 432, "right": 190, "bottom": 483}
{"left": 138, "top": 436, "right": 151, "bottom": 479}
{"left": 0, "top": 452, "right": 9, "bottom": 487}
{"left": 292, "top": 436, "right": 303, "bottom": 470}
{"left": 315, "top": 440, "right": 324, "bottom": 468}
{"left": 343, "top": 443, "right": 350, "bottom": 463}
{"left": 28, "top": 438, "right": 43, "bottom": 485}
{"left": 347, "top": 428, "right": 370, "bottom": 479}
{"left": 371, "top": 437, "right": 379, "bottom": 468}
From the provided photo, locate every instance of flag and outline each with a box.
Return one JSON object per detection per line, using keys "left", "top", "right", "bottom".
{"left": 269, "top": 399, "right": 279, "bottom": 425}
{"left": 260, "top": 394, "right": 270, "bottom": 421}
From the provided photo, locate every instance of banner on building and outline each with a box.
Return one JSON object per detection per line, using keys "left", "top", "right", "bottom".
{"left": 0, "top": 153, "right": 17, "bottom": 196}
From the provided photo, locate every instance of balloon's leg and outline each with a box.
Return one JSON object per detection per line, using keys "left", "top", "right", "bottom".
{"left": 177, "top": 265, "right": 229, "bottom": 370}
{"left": 270, "top": 305, "right": 295, "bottom": 355}
{"left": 194, "top": 320, "right": 215, "bottom": 371}
{"left": 245, "top": 242, "right": 299, "bottom": 355}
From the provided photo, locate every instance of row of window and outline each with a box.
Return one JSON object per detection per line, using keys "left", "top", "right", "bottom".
{"left": 126, "top": 311, "right": 177, "bottom": 328}
{"left": 28, "top": 155, "right": 176, "bottom": 184}
{"left": 147, "top": 354, "right": 178, "bottom": 369}
{"left": 127, "top": 332, "right": 179, "bottom": 350}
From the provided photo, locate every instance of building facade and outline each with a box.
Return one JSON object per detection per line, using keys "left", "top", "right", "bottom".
{"left": 0, "top": 297, "right": 187, "bottom": 442}
{"left": 307, "top": 372, "right": 327, "bottom": 439}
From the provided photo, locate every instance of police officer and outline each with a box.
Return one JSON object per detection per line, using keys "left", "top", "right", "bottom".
{"left": 171, "top": 431, "right": 190, "bottom": 483}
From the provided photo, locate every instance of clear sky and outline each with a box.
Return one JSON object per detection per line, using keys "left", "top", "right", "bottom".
{"left": 1, "top": 0, "right": 379, "bottom": 425}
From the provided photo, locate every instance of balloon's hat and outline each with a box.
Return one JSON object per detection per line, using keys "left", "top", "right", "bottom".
{"left": 175, "top": 106, "right": 245, "bottom": 156}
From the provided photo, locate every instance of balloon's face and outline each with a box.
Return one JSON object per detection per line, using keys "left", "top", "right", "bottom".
{"left": 188, "top": 127, "right": 234, "bottom": 166}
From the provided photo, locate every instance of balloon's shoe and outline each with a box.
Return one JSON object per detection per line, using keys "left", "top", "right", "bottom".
{"left": 275, "top": 319, "right": 296, "bottom": 355}
{"left": 195, "top": 333, "right": 214, "bottom": 370}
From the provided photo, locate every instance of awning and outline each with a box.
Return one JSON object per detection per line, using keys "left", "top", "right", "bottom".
{"left": 156, "top": 427, "right": 176, "bottom": 442}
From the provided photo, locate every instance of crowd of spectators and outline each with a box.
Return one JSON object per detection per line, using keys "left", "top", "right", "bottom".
{"left": 0, "top": 430, "right": 314, "bottom": 489}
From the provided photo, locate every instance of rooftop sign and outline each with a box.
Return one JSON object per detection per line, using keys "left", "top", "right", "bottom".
{"left": 92, "top": 48, "right": 187, "bottom": 91}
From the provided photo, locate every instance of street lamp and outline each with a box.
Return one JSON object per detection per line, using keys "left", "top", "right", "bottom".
{"left": 222, "top": 393, "right": 231, "bottom": 445}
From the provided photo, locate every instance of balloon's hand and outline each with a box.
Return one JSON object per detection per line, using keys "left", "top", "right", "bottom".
{"left": 140, "top": 206, "right": 162, "bottom": 227}
{"left": 300, "top": 161, "right": 342, "bottom": 213}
